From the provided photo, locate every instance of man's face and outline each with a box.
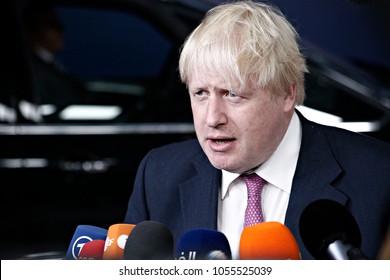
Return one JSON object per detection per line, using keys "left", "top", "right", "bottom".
{"left": 188, "top": 73, "right": 295, "bottom": 174}
{"left": 40, "top": 26, "right": 64, "bottom": 54}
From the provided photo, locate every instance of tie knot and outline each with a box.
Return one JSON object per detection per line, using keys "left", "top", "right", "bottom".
{"left": 241, "top": 173, "right": 266, "bottom": 197}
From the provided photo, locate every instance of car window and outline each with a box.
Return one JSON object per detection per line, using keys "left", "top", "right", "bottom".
{"left": 296, "top": 49, "right": 390, "bottom": 136}
{"left": 22, "top": 3, "right": 190, "bottom": 124}
{"left": 304, "top": 71, "right": 384, "bottom": 121}
{"left": 57, "top": 7, "right": 172, "bottom": 79}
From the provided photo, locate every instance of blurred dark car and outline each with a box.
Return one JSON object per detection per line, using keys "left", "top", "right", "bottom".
{"left": 1, "top": 0, "right": 389, "bottom": 259}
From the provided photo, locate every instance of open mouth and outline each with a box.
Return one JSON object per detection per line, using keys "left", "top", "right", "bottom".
{"left": 208, "top": 138, "right": 236, "bottom": 151}
{"left": 213, "top": 139, "right": 234, "bottom": 144}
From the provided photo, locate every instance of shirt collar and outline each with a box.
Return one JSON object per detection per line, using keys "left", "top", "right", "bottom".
{"left": 35, "top": 47, "right": 55, "bottom": 64}
{"left": 221, "top": 111, "right": 302, "bottom": 198}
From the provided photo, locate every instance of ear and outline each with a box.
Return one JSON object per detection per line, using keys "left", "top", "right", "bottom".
{"left": 283, "top": 83, "right": 297, "bottom": 112}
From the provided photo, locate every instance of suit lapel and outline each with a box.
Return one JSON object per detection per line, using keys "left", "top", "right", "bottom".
{"left": 179, "top": 151, "right": 221, "bottom": 232}
{"left": 285, "top": 112, "right": 349, "bottom": 259}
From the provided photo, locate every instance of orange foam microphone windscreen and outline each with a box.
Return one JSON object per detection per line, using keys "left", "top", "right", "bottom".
{"left": 239, "top": 221, "right": 301, "bottom": 260}
{"left": 103, "top": 223, "right": 135, "bottom": 260}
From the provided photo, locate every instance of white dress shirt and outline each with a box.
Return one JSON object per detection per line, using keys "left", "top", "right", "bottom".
{"left": 217, "top": 112, "right": 302, "bottom": 259}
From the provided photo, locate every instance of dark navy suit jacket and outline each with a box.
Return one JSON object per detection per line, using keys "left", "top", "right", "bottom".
{"left": 124, "top": 112, "right": 390, "bottom": 259}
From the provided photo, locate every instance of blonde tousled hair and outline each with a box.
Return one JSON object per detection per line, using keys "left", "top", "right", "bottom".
{"left": 179, "top": 0, "right": 308, "bottom": 104}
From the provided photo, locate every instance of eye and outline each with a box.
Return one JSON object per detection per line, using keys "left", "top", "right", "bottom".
{"left": 191, "top": 89, "right": 208, "bottom": 101}
{"left": 226, "top": 90, "right": 246, "bottom": 104}
{"left": 228, "top": 90, "right": 237, "bottom": 97}
{"left": 192, "top": 90, "right": 207, "bottom": 99}
{"left": 227, "top": 90, "right": 242, "bottom": 99}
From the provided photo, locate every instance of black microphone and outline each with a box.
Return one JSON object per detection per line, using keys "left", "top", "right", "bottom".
{"left": 123, "top": 220, "right": 173, "bottom": 260}
{"left": 299, "top": 199, "right": 368, "bottom": 260}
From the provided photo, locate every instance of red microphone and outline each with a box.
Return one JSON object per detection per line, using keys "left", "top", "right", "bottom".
{"left": 78, "top": 240, "right": 105, "bottom": 260}
{"left": 239, "top": 221, "right": 301, "bottom": 260}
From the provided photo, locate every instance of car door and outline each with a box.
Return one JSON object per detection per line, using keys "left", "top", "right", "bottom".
{"left": 0, "top": 0, "right": 202, "bottom": 259}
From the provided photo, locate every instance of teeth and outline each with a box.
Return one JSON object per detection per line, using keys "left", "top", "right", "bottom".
{"left": 215, "top": 139, "right": 229, "bottom": 143}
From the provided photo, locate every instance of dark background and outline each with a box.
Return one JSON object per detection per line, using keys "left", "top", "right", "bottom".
{"left": 202, "top": 0, "right": 390, "bottom": 73}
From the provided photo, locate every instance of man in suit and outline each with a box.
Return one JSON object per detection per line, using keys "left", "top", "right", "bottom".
{"left": 23, "top": 2, "right": 84, "bottom": 121}
{"left": 124, "top": 0, "right": 390, "bottom": 259}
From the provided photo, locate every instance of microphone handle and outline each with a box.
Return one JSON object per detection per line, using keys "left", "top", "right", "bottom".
{"left": 347, "top": 248, "right": 369, "bottom": 260}
{"left": 327, "top": 240, "right": 353, "bottom": 260}
{"left": 327, "top": 240, "right": 368, "bottom": 260}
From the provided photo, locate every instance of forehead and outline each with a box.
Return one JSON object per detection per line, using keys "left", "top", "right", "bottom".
{"left": 189, "top": 72, "right": 225, "bottom": 87}
{"left": 188, "top": 70, "right": 261, "bottom": 95}
{"left": 188, "top": 70, "right": 239, "bottom": 91}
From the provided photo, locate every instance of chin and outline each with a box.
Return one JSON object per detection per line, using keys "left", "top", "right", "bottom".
{"left": 211, "top": 161, "right": 240, "bottom": 173}
{"left": 207, "top": 152, "right": 242, "bottom": 173}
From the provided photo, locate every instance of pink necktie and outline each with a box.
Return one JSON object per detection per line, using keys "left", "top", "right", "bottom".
{"left": 242, "top": 173, "right": 267, "bottom": 227}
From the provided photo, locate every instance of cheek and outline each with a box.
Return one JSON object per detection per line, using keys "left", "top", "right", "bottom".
{"left": 190, "top": 100, "right": 198, "bottom": 116}
{"left": 244, "top": 105, "right": 282, "bottom": 142}
{"left": 191, "top": 103, "right": 204, "bottom": 129}
{"left": 191, "top": 102, "right": 200, "bottom": 116}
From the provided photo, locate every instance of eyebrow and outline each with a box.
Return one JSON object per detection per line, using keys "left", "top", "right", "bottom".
{"left": 189, "top": 84, "right": 231, "bottom": 93}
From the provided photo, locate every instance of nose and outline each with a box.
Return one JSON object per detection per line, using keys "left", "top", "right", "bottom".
{"left": 205, "top": 97, "right": 227, "bottom": 128}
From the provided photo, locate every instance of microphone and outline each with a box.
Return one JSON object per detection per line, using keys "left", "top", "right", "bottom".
{"left": 65, "top": 225, "right": 108, "bottom": 260}
{"left": 123, "top": 220, "right": 173, "bottom": 260}
{"left": 174, "top": 229, "right": 232, "bottom": 260}
{"left": 299, "top": 199, "right": 368, "bottom": 260}
{"left": 103, "top": 223, "right": 135, "bottom": 260}
{"left": 78, "top": 240, "right": 105, "bottom": 260}
{"left": 239, "top": 221, "right": 301, "bottom": 260}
